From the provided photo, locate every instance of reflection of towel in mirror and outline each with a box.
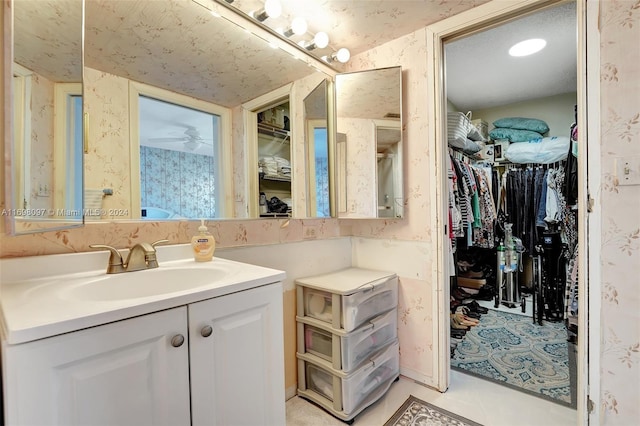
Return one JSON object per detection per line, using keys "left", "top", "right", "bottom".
{"left": 84, "top": 189, "right": 104, "bottom": 220}
{"left": 259, "top": 156, "right": 291, "bottom": 177}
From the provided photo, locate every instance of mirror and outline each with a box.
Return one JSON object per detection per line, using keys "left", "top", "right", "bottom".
{"left": 80, "top": 0, "right": 334, "bottom": 221}
{"left": 8, "top": 0, "right": 84, "bottom": 235}
{"left": 303, "top": 80, "right": 330, "bottom": 218}
{"left": 335, "top": 66, "right": 403, "bottom": 218}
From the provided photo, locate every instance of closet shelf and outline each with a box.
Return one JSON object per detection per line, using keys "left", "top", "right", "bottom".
{"left": 258, "top": 122, "right": 290, "bottom": 139}
{"left": 260, "top": 173, "right": 291, "bottom": 182}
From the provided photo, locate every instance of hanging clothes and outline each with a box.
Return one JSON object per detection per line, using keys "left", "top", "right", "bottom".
{"left": 448, "top": 153, "right": 497, "bottom": 249}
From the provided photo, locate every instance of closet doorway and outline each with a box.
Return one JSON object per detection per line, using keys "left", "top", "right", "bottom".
{"left": 427, "top": 0, "right": 595, "bottom": 424}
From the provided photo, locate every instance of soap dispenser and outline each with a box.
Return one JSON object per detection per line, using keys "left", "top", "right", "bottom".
{"left": 191, "top": 219, "right": 215, "bottom": 262}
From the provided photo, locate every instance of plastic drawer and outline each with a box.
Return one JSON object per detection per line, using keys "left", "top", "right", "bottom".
{"left": 341, "top": 309, "right": 397, "bottom": 371}
{"left": 300, "top": 340, "right": 399, "bottom": 415}
{"left": 301, "top": 309, "right": 397, "bottom": 372}
{"left": 304, "top": 324, "right": 333, "bottom": 361}
{"left": 302, "top": 287, "right": 333, "bottom": 323}
{"left": 298, "top": 271, "right": 398, "bottom": 332}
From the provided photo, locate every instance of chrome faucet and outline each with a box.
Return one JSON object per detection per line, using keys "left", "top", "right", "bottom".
{"left": 90, "top": 240, "right": 169, "bottom": 274}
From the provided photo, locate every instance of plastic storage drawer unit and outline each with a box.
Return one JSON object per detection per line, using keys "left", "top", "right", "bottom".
{"left": 297, "top": 268, "right": 398, "bottom": 332}
{"left": 298, "top": 340, "right": 399, "bottom": 418}
{"left": 300, "top": 309, "right": 397, "bottom": 372}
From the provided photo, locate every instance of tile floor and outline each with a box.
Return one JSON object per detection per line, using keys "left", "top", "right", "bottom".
{"left": 286, "top": 370, "right": 577, "bottom": 426}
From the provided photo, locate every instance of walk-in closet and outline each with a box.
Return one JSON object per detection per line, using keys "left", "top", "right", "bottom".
{"left": 443, "top": 1, "right": 579, "bottom": 408}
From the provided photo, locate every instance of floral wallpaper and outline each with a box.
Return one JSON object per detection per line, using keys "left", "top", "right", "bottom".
{"left": 13, "top": 0, "right": 82, "bottom": 83}
{"left": 140, "top": 146, "right": 216, "bottom": 219}
{"left": 596, "top": 0, "right": 640, "bottom": 423}
{"left": 344, "top": 28, "right": 437, "bottom": 383}
{"left": 83, "top": 0, "right": 318, "bottom": 109}
{"left": 27, "top": 71, "right": 54, "bottom": 212}
{"left": 338, "top": 117, "right": 378, "bottom": 218}
{"left": 83, "top": 67, "right": 132, "bottom": 218}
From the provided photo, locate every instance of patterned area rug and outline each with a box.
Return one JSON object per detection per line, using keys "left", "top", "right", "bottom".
{"left": 451, "top": 309, "right": 571, "bottom": 405}
{"left": 384, "top": 395, "right": 482, "bottom": 426}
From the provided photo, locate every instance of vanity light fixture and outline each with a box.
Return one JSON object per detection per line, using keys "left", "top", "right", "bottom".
{"left": 323, "top": 47, "right": 351, "bottom": 63}
{"left": 300, "top": 31, "right": 329, "bottom": 51}
{"left": 282, "top": 17, "right": 307, "bottom": 37}
{"left": 251, "top": 0, "right": 282, "bottom": 22}
{"left": 509, "top": 38, "right": 546, "bottom": 57}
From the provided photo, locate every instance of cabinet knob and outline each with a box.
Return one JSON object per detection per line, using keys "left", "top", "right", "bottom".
{"left": 171, "top": 334, "right": 185, "bottom": 347}
{"left": 201, "top": 325, "right": 213, "bottom": 338}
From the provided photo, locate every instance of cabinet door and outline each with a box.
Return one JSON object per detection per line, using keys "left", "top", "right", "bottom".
{"left": 2, "top": 307, "right": 190, "bottom": 426}
{"left": 189, "top": 282, "right": 285, "bottom": 426}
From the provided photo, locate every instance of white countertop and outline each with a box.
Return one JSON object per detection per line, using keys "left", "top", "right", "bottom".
{"left": 0, "top": 245, "right": 286, "bottom": 345}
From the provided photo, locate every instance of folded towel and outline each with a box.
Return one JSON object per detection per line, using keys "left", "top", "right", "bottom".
{"left": 84, "top": 189, "right": 104, "bottom": 220}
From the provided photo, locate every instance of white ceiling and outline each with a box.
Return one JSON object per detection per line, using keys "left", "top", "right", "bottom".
{"left": 445, "top": 1, "right": 577, "bottom": 111}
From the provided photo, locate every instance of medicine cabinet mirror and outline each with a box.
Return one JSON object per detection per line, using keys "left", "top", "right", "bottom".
{"left": 303, "top": 80, "right": 331, "bottom": 218}
{"left": 335, "top": 66, "right": 403, "bottom": 218}
{"left": 7, "top": 0, "right": 84, "bottom": 235}
{"left": 81, "top": 0, "right": 336, "bottom": 222}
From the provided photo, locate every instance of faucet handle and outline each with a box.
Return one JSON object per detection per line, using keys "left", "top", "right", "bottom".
{"left": 146, "top": 240, "right": 169, "bottom": 269}
{"left": 89, "top": 244, "right": 125, "bottom": 274}
{"left": 151, "top": 239, "right": 169, "bottom": 249}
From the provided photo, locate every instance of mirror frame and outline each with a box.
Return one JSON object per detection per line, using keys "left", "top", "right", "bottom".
{"left": 5, "top": 0, "right": 85, "bottom": 235}
{"left": 128, "top": 81, "right": 234, "bottom": 220}
{"left": 334, "top": 66, "right": 403, "bottom": 219}
{"left": 303, "top": 79, "right": 331, "bottom": 218}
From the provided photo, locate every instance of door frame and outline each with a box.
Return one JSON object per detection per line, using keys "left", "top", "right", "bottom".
{"left": 426, "top": 0, "right": 599, "bottom": 423}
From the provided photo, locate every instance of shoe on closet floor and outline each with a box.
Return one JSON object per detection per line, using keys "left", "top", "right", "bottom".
{"left": 455, "top": 305, "right": 481, "bottom": 320}
{"left": 451, "top": 328, "right": 466, "bottom": 339}
{"left": 462, "top": 300, "right": 489, "bottom": 314}
{"left": 452, "top": 287, "right": 476, "bottom": 301}
{"left": 452, "top": 312, "right": 479, "bottom": 327}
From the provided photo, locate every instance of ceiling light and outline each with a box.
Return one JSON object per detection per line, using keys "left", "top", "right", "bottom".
{"left": 252, "top": 0, "right": 282, "bottom": 22}
{"left": 324, "top": 48, "right": 351, "bottom": 64}
{"left": 336, "top": 48, "right": 350, "bottom": 63}
{"left": 283, "top": 17, "right": 307, "bottom": 37}
{"left": 314, "top": 32, "right": 329, "bottom": 49}
{"left": 301, "top": 32, "right": 329, "bottom": 50}
{"left": 509, "top": 38, "right": 546, "bottom": 57}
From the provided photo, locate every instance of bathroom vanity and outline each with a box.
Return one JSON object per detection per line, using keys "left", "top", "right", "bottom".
{"left": 0, "top": 245, "right": 286, "bottom": 425}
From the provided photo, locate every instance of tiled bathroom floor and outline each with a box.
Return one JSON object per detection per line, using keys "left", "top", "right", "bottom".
{"left": 286, "top": 370, "right": 577, "bottom": 426}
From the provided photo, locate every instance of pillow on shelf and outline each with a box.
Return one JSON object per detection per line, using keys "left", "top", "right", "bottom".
{"left": 489, "top": 127, "right": 544, "bottom": 143}
{"left": 492, "top": 117, "right": 550, "bottom": 134}
{"left": 505, "top": 136, "right": 570, "bottom": 164}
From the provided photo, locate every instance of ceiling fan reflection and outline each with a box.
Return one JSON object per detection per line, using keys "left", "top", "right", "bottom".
{"left": 147, "top": 127, "right": 213, "bottom": 151}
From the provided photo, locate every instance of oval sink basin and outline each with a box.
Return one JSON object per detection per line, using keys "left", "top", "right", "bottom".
{"left": 62, "top": 266, "right": 231, "bottom": 302}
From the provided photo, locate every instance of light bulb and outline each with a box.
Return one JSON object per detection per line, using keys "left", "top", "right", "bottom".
{"left": 264, "top": 0, "right": 281, "bottom": 19}
{"left": 291, "top": 17, "right": 307, "bottom": 35}
{"left": 314, "top": 32, "right": 329, "bottom": 49}
{"left": 252, "top": 0, "right": 281, "bottom": 22}
{"left": 336, "top": 48, "right": 350, "bottom": 63}
{"left": 283, "top": 17, "right": 307, "bottom": 37}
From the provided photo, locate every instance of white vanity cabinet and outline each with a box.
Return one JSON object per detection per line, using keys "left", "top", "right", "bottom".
{"left": 2, "top": 307, "right": 191, "bottom": 426}
{"left": 1, "top": 281, "right": 285, "bottom": 426}
{"left": 189, "top": 282, "right": 285, "bottom": 426}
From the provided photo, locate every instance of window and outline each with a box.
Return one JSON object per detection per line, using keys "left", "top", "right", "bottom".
{"left": 129, "top": 82, "right": 232, "bottom": 219}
